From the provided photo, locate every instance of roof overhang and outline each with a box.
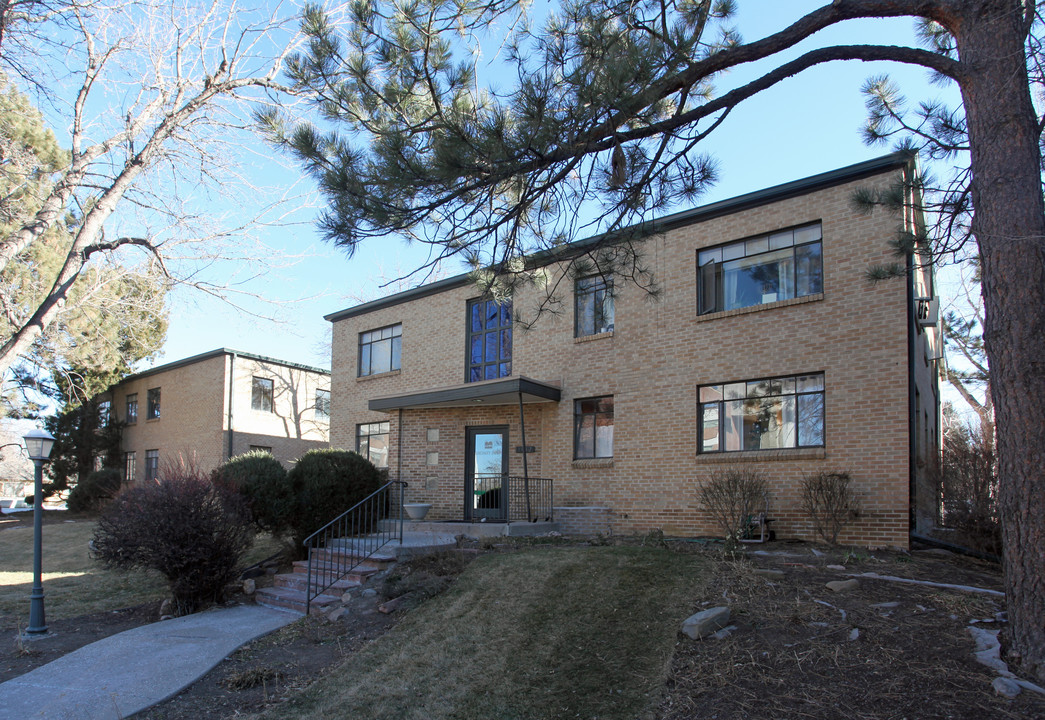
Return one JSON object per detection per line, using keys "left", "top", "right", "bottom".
{"left": 368, "top": 376, "right": 561, "bottom": 411}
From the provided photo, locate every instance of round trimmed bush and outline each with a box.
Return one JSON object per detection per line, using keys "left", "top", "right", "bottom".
{"left": 66, "top": 468, "right": 123, "bottom": 513}
{"left": 212, "top": 451, "right": 292, "bottom": 536}
{"left": 287, "top": 449, "right": 384, "bottom": 546}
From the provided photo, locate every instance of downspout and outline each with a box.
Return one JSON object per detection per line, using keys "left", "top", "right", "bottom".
{"left": 227, "top": 352, "right": 237, "bottom": 461}
{"left": 518, "top": 391, "right": 532, "bottom": 522}
{"left": 905, "top": 197, "right": 918, "bottom": 542}
{"left": 396, "top": 407, "right": 403, "bottom": 485}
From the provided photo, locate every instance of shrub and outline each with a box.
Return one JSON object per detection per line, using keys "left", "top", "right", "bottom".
{"left": 698, "top": 467, "right": 768, "bottom": 549}
{"left": 287, "top": 449, "right": 384, "bottom": 547}
{"left": 800, "top": 471, "right": 860, "bottom": 545}
{"left": 212, "top": 451, "right": 292, "bottom": 536}
{"left": 91, "top": 471, "right": 254, "bottom": 614}
{"left": 66, "top": 468, "right": 123, "bottom": 513}
{"left": 940, "top": 421, "right": 999, "bottom": 554}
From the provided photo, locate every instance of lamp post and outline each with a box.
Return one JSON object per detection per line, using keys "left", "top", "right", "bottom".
{"left": 23, "top": 428, "right": 55, "bottom": 636}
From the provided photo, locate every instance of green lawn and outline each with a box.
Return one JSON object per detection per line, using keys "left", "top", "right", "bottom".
{"left": 256, "top": 545, "right": 709, "bottom": 720}
{"left": 0, "top": 515, "right": 282, "bottom": 628}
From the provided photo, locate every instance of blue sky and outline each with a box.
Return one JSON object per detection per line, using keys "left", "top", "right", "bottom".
{"left": 154, "top": 2, "right": 962, "bottom": 371}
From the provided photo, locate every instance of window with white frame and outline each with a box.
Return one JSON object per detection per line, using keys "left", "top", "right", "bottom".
{"left": 252, "top": 376, "right": 274, "bottom": 412}
{"left": 357, "top": 421, "right": 390, "bottom": 468}
{"left": 699, "top": 373, "right": 825, "bottom": 453}
{"left": 574, "top": 396, "right": 614, "bottom": 459}
{"left": 575, "top": 275, "right": 614, "bottom": 337}
{"left": 124, "top": 452, "right": 136, "bottom": 483}
{"left": 359, "top": 324, "right": 402, "bottom": 377}
{"left": 699, "top": 223, "right": 823, "bottom": 315}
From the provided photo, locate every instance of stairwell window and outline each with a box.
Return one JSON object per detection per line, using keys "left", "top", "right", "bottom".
{"left": 699, "top": 223, "right": 823, "bottom": 315}
{"left": 699, "top": 373, "right": 825, "bottom": 453}
{"left": 147, "top": 388, "right": 161, "bottom": 420}
{"left": 359, "top": 324, "right": 402, "bottom": 377}
{"left": 357, "top": 421, "right": 390, "bottom": 468}
{"left": 125, "top": 393, "right": 138, "bottom": 424}
{"left": 574, "top": 396, "right": 614, "bottom": 459}
{"left": 575, "top": 275, "right": 614, "bottom": 336}
{"left": 252, "top": 376, "right": 274, "bottom": 412}
{"left": 467, "top": 298, "right": 512, "bottom": 382}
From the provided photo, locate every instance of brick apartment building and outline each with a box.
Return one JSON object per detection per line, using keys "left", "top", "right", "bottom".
{"left": 325, "top": 153, "right": 941, "bottom": 548}
{"left": 103, "top": 349, "right": 331, "bottom": 482}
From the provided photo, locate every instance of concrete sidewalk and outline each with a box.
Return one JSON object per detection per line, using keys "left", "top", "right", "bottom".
{"left": 0, "top": 604, "right": 299, "bottom": 720}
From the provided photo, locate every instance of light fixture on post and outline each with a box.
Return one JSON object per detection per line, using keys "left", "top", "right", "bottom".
{"left": 22, "top": 428, "right": 55, "bottom": 636}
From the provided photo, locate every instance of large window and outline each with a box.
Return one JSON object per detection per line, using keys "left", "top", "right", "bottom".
{"left": 574, "top": 396, "right": 614, "bottom": 459}
{"left": 98, "top": 400, "right": 110, "bottom": 426}
{"left": 468, "top": 298, "right": 512, "bottom": 382}
{"left": 146, "top": 387, "right": 161, "bottom": 420}
{"left": 699, "top": 373, "right": 825, "bottom": 453}
{"left": 252, "top": 376, "right": 274, "bottom": 412}
{"left": 145, "top": 449, "right": 159, "bottom": 482}
{"left": 359, "top": 324, "right": 402, "bottom": 377}
{"left": 699, "top": 223, "right": 823, "bottom": 315}
{"left": 357, "top": 421, "right": 390, "bottom": 468}
{"left": 125, "top": 393, "right": 138, "bottom": 424}
{"left": 575, "top": 275, "right": 614, "bottom": 337}
{"left": 124, "top": 452, "right": 136, "bottom": 483}
{"left": 315, "top": 389, "right": 331, "bottom": 419}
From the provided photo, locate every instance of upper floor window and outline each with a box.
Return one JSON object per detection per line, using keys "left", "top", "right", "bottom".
{"left": 315, "top": 389, "right": 331, "bottom": 419}
{"left": 699, "top": 223, "right": 823, "bottom": 315}
{"left": 574, "top": 396, "right": 614, "bottom": 459}
{"left": 699, "top": 373, "right": 825, "bottom": 453}
{"left": 357, "top": 421, "right": 390, "bottom": 468}
{"left": 575, "top": 275, "right": 614, "bottom": 337}
{"left": 147, "top": 387, "right": 161, "bottom": 420}
{"left": 252, "top": 376, "right": 274, "bottom": 412}
{"left": 125, "top": 393, "right": 138, "bottom": 424}
{"left": 359, "top": 324, "right": 402, "bottom": 377}
{"left": 468, "top": 298, "right": 512, "bottom": 382}
{"left": 98, "top": 400, "right": 111, "bottom": 426}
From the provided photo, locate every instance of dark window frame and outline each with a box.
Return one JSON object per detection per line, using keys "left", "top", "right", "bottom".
{"left": 145, "top": 449, "right": 159, "bottom": 482}
{"left": 252, "top": 376, "right": 274, "bottom": 413}
{"left": 466, "top": 297, "right": 512, "bottom": 383}
{"left": 358, "top": 323, "right": 402, "bottom": 377}
{"left": 356, "top": 421, "right": 390, "bottom": 468}
{"left": 698, "top": 222, "right": 823, "bottom": 316}
{"left": 575, "top": 274, "right": 615, "bottom": 337}
{"left": 146, "top": 387, "right": 161, "bottom": 420}
{"left": 125, "top": 393, "right": 138, "bottom": 424}
{"left": 574, "top": 395, "right": 614, "bottom": 459}
{"left": 698, "top": 373, "right": 825, "bottom": 454}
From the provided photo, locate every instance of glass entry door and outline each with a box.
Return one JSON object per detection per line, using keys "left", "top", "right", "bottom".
{"left": 465, "top": 426, "right": 508, "bottom": 521}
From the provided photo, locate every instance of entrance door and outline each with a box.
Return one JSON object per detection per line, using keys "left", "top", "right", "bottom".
{"left": 465, "top": 426, "right": 508, "bottom": 521}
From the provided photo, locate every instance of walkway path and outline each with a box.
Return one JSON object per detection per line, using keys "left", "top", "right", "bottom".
{"left": 0, "top": 604, "right": 298, "bottom": 720}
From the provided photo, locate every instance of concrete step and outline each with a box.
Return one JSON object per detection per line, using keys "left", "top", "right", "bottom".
{"left": 291, "top": 559, "right": 381, "bottom": 578}
{"left": 276, "top": 571, "right": 365, "bottom": 593}
{"left": 255, "top": 585, "right": 339, "bottom": 615}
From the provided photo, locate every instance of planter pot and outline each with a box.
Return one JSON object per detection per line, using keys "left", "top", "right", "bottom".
{"left": 403, "top": 503, "right": 432, "bottom": 521}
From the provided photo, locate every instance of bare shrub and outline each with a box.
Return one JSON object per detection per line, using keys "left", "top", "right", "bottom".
{"left": 698, "top": 467, "right": 768, "bottom": 549}
{"left": 92, "top": 471, "right": 254, "bottom": 615}
{"left": 940, "top": 422, "right": 999, "bottom": 554}
{"left": 801, "top": 471, "right": 860, "bottom": 545}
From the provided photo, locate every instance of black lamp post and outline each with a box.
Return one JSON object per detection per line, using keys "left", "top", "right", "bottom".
{"left": 23, "top": 428, "right": 55, "bottom": 636}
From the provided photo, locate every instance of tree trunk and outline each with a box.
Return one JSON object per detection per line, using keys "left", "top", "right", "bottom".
{"left": 954, "top": 0, "right": 1045, "bottom": 683}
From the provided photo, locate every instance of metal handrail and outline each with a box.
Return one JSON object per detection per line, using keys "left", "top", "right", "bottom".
{"left": 303, "top": 480, "right": 406, "bottom": 614}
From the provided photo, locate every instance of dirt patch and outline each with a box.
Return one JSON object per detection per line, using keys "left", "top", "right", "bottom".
{"left": 659, "top": 542, "right": 1045, "bottom": 720}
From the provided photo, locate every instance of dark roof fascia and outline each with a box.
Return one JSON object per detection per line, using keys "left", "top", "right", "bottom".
{"left": 368, "top": 376, "right": 561, "bottom": 411}
{"left": 325, "top": 151, "right": 915, "bottom": 324}
{"left": 118, "top": 348, "right": 330, "bottom": 385}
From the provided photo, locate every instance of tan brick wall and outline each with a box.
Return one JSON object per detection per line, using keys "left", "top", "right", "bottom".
{"left": 110, "top": 352, "right": 330, "bottom": 479}
{"left": 330, "top": 169, "right": 930, "bottom": 548}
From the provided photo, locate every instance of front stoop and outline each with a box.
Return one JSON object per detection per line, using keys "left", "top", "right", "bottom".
{"left": 255, "top": 550, "right": 395, "bottom": 615}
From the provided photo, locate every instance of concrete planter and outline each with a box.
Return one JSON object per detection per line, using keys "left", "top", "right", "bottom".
{"left": 403, "top": 503, "right": 432, "bottom": 521}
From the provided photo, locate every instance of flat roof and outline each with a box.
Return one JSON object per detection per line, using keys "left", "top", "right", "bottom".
{"left": 325, "top": 151, "right": 914, "bottom": 323}
{"left": 368, "top": 376, "right": 561, "bottom": 411}
{"left": 118, "top": 348, "right": 329, "bottom": 384}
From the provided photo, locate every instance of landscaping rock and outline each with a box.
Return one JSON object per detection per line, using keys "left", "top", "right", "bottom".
{"left": 753, "top": 569, "right": 785, "bottom": 579}
{"left": 159, "top": 599, "right": 173, "bottom": 617}
{"left": 681, "top": 606, "right": 731, "bottom": 640}
{"left": 826, "top": 579, "right": 860, "bottom": 593}
{"left": 993, "top": 677, "right": 1022, "bottom": 699}
{"left": 362, "top": 588, "right": 378, "bottom": 598}
{"left": 826, "top": 564, "right": 846, "bottom": 571}
{"left": 710, "top": 625, "right": 737, "bottom": 640}
{"left": 242, "top": 578, "right": 256, "bottom": 595}
{"left": 378, "top": 596, "right": 408, "bottom": 614}
{"left": 848, "top": 628, "right": 860, "bottom": 641}
{"left": 327, "top": 607, "right": 347, "bottom": 622}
